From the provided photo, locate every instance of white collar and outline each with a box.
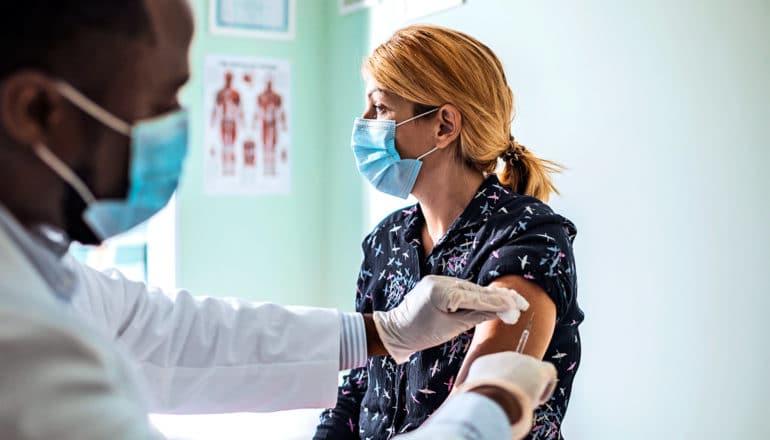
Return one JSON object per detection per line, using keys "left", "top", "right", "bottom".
{"left": 0, "top": 205, "right": 77, "bottom": 302}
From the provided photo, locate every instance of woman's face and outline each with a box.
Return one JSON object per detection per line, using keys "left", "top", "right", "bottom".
{"left": 363, "top": 78, "right": 438, "bottom": 160}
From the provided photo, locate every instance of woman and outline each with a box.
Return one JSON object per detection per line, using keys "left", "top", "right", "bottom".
{"left": 315, "top": 25, "right": 583, "bottom": 440}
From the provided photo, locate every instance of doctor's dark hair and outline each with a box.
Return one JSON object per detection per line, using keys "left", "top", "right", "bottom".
{"left": 365, "top": 25, "right": 563, "bottom": 202}
{"left": 0, "top": 1, "right": 151, "bottom": 81}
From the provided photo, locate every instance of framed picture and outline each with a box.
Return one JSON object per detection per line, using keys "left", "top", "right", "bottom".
{"left": 339, "top": 0, "right": 379, "bottom": 15}
{"left": 210, "top": 0, "right": 295, "bottom": 40}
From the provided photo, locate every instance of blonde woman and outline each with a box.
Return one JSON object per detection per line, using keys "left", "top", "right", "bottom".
{"left": 315, "top": 25, "right": 583, "bottom": 440}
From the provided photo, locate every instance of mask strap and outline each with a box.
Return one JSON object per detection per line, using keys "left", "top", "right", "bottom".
{"left": 416, "top": 146, "right": 439, "bottom": 161}
{"left": 32, "top": 143, "right": 96, "bottom": 205}
{"left": 396, "top": 107, "right": 440, "bottom": 127}
{"left": 56, "top": 82, "right": 132, "bottom": 137}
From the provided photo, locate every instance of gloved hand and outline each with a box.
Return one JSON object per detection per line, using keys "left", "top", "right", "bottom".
{"left": 372, "top": 275, "right": 529, "bottom": 364}
{"left": 454, "top": 352, "right": 558, "bottom": 439}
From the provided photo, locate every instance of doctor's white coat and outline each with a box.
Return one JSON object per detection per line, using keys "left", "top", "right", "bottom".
{"left": 0, "top": 225, "right": 341, "bottom": 439}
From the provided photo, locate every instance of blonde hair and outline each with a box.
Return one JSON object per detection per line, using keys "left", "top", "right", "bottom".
{"left": 364, "top": 25, "right": 563, "bottom": 202}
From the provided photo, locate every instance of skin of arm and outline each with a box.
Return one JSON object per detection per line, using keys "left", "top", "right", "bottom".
{"left": 470, "top": 385, "right": 523, "bottom": 425}
{"left": 363, "top": 313, "right": 388, "bottom": 357}
{"left": 454, "top": 274, "right": 556, "bottom": 387}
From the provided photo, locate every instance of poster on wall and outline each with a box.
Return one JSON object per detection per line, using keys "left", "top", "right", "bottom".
{"left": 210, "top": 0, "right": 295, "bottom": 40}
{"left": 204, "top": 55, "right": 291, "bottom": 195}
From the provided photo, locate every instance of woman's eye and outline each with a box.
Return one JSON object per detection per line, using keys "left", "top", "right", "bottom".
{"left": 374, "top": 104, "right": 386, "bottom": 114}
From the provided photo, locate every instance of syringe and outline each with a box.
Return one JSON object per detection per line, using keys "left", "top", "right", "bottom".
{"left": 515, "top": 314, "right": 534, "bottom": 353}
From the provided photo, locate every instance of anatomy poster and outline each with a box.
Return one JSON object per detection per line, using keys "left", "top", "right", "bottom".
{"left": 204, "top": 55, "right": 291, "bottom": 195}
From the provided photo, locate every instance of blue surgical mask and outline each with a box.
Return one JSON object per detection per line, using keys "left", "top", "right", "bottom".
{"left": 351, "top": 108, "right": 440, "bottom": 199}
{"left": 33, "top": 81, "right": 188, "bottom": 241}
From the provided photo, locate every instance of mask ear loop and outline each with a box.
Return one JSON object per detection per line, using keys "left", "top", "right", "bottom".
{"left": 40, "top": 81, "right": 134, "bottom": 206}
{"left": 32, "top": 143, "right": 96, "bottom": 205}
{"left": 396, "top": 106, "right": 440, "bottom": 127}
{"left": 410, "top": 107, "right": 443, "bottom": 161}
{"left": 55, "top": 81, "right": 132, "bottom": 136}
{"left": 398, "top": 107, "right": 442, "bottom": 161}
{"left": 416, "top": 146, "right": 439, "bottom": 161}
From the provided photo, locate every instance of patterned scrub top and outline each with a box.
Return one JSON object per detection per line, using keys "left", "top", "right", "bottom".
{"left": 314, "top": 175, "right": 584, "bottom": 440}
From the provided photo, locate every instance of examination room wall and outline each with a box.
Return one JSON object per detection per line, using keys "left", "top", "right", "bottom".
{"left": 364, "top": 0, "right": 770, "bottom": 438}
{"left": 168, "top": 0, "right": 770, "bottom": 437}
{"left": 176, "top": 0, "right": 368, "bottom": 308}
{"left": 319, "top": 1, "right": 372, "bottom": 312}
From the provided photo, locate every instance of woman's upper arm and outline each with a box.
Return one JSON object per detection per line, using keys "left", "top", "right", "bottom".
{"left": 455, "top": 274, "right": 556, "bottom": 386}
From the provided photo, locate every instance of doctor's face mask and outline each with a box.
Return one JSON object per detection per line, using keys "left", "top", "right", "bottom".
{"left": 32, "top": 81, "right": 189, "bottom": 243}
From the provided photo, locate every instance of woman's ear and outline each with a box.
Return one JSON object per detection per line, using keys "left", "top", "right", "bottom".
{"left": 434, "top": 104, "right": 462, "bottom": 150}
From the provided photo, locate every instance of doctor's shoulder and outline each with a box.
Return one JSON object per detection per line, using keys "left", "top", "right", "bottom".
{"left": 0, "top": 307, "right": 153, "bottom": 439}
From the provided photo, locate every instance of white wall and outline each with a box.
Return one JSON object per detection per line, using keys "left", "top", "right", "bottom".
{"left": 369, "top": 0, "right": 770, "bottom": 438}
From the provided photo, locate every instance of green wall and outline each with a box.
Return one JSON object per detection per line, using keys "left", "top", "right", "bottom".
{"left": 177, "top": 0, "right": 369, "bottom": 309}
{"left": 320, "top": 3, "right": 371, "bottom": 311}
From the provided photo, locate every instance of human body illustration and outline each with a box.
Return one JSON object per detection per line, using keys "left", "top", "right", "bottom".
{"left": 211, "top": 71, "right": 244, "bottom": 176}
{"left": 254, "top": 77, "right": 287, "bottom": 176}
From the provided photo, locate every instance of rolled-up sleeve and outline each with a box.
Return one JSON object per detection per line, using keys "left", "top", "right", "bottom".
{"left": 477, "top": 209, "right": 577, "bottom": 320}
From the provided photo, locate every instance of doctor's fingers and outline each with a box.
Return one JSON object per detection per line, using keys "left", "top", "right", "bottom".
{"left": 440, "top": 286, "right": 529, "bottom": 314}
{"left": 452, "top": 309, "right": 505, "bottom": 327}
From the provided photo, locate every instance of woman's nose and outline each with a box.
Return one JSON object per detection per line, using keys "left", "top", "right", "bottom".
{"left": 361, "top": 108, "right": 375, "bottom": 119}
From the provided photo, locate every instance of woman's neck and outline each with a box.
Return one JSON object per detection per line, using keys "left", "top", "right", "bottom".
{"left": 412, "top": 152, "right": 485, "bottom": 250}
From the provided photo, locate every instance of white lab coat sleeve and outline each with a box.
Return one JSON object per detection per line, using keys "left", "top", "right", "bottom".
{"left": 0, "top": 309, "right": 163, "bottom": 440}
{"left": 394, "top": 393, "right": 512, "bottom": 440}
{"left": 67, "top": 257, "right": 342, "bottom": 414}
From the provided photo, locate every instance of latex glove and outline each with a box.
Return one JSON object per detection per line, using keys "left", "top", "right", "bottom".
{"left": 454, "top": 352, "right": 558, "bottom": 439}
{"left": 373, "top": 275, "right": 529, "bottom": 364}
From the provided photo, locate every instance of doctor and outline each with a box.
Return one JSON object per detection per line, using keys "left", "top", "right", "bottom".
{"left": 0, "top": 1, "right": 557, "bottom": 439}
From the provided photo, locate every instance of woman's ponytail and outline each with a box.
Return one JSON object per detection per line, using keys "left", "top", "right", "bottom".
{"left": 498, "top": 136, "right": 563, "bottom": 203}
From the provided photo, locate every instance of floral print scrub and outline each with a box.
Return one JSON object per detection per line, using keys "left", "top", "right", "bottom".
{"left": 314, "top": 175, "right": 583, "bottom": 440}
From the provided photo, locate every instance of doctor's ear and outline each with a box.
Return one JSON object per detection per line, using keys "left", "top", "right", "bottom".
{"left": 0, "top": 71, "right": 65, "bottom": 149}
{"left": 434, "top": 104, "right": 462, "bottom": 150}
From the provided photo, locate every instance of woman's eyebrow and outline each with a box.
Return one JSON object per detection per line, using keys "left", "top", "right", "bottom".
{"left": 367, "top": 88, "right": 389, "bottom": 100}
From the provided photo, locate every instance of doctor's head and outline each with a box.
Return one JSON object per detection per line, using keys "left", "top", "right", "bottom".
{"left": 361, "top": 25, "right": 561, "bottom": 202}
{"left": 0, "top": 0, "right": 193, "bottom": 243}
